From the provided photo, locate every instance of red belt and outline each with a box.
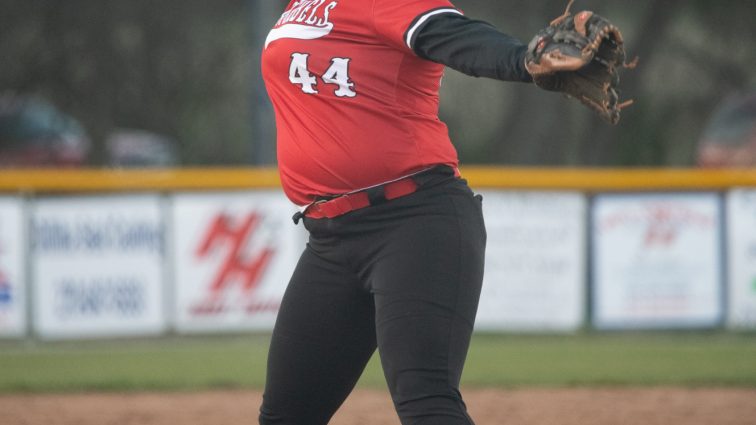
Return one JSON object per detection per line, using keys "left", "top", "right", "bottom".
{"left": 304, "top": 177, "right": 419, "bottom": 219}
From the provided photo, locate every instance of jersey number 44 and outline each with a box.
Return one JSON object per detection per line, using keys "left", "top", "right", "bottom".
{"left": 289, "top": 53, "right": 357, "bottom": 98}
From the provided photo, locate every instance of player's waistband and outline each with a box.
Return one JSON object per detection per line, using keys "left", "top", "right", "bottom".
{"left": 293, "top": 165, "right": 459, "bottom": 223}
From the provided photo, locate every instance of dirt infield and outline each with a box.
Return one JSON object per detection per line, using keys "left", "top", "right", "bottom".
{"left": 3, "top": 388, "right": 756, "bottom": 425}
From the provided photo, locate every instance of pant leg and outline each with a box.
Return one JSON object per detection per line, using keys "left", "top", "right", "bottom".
{"left": 370, "top": 183, "right": 486, "bottom": 425}
{"left": 259, "top": 243, "right": 377, "bottom": 425}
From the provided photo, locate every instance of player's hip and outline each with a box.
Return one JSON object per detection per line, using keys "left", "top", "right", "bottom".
{"left": 303, "top": 174, "right": 486, "bottom": 253}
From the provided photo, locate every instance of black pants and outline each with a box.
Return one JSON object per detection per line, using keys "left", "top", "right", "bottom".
{"left": 259, "top": 176, "right": 486, "bottom": 425}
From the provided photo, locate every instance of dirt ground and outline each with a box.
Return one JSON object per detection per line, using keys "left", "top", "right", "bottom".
{"left": 3, "top": 388, "right": 756, "bottom": 425}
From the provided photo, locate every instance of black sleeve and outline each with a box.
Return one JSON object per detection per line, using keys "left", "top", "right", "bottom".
{"left": 411, "top": 13, "right": 533, "bottom": 83}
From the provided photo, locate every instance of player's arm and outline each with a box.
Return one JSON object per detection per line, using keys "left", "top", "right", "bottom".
{"left": 411, "top": 13, "right": 533, "bottom": 83}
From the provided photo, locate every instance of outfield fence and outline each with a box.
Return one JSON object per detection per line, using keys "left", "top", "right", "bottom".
{"left": 1, "top": 167, "right": 755, "bottom": 339}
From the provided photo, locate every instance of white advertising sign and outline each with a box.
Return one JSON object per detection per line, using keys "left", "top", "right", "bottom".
{"left": 726, "top": 189, "right": 756, "bottom": 329}
{"left": 172, "top": 191, "right": 305, "bottom": 333}
{"left": 475, "top": 191, "right": 586, "bottom": 331}
{"left": 592, "top": 193, "right": 723, "bottom": 329}
{"left": 0, "top": 197, "right": 26, "bottom": 338}
{"left": 32, "top": 195, "right": 166, "bottom": 339}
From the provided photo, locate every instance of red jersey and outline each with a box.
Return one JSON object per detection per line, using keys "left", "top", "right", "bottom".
{"left": 261, "top": 0, "right": 462, "bottom": 206}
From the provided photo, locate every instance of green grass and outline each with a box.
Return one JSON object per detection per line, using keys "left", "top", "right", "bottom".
{"left": 460, "top": 332, "right": 756, "bottom": 388}
{"left": 1, "top": 332, "right": 755, "bottom": 394}
{"left": 0, "top": 335, "right": 270, "bottom": 393}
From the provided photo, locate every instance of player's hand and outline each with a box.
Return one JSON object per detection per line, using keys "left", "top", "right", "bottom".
{"left": 524, "top": 0, "right": 636, "bottom": 124}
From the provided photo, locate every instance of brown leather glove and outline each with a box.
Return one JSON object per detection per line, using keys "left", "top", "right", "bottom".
{"left": 525, "top": 0, "right": 637, "bottom": 124}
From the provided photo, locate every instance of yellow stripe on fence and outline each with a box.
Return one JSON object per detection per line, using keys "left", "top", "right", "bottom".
{"left": 0, "top": 168, "right": 281, "bottom": 192}
{"left": 462, "top": 167, "right": 756, "bottom": 190}
{"left": 1, "top": 167, "right": 756, "bottom": 192}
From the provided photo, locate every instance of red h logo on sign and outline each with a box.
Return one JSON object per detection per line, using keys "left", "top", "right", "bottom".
{"left": 195, "top": 212, "right": 275, "bottom": 296}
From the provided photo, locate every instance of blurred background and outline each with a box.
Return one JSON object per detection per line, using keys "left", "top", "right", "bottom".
{"left": 2, "top": 0, "right": 756, "bottom": 168}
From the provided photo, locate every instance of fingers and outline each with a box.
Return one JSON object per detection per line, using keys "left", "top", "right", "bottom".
{"left": 526, "top": 51, "right": 587, "bottom": 76}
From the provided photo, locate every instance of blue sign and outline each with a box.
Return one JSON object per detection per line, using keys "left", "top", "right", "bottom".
{"left": 55, "top": 277, "right": 145, "bottom": 318}
{"left": 33, "top": 217, "right": 163, "bottom": 254}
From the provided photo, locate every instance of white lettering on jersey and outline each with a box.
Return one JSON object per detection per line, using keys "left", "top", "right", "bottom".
{"left": 322, "top": 58, "right": 356, "bottom": 98}
{"left": 289, "top": 53, "right": 319, "bottom": 94}
{"left": 265, "top": 0, "right": 338, "bottom": 48}
{"left": 287, "top": 53, "right": 357, "bottom": 98}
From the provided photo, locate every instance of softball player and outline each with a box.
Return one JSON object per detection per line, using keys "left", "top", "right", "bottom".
{"left": 260, "top": 1, "right": 532, "bottom": 423}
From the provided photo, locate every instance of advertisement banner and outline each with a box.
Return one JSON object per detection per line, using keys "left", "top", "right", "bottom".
{"left": 475, "top": 191, "right": 586, "bottom": 331}
{"left": 32, "top": 195, "right": 166, "bottom": 339}
{"left": 172, "top": 191, "right": 305, "bottom": 332}
{"left": 726, "top": 189, "right": 756, "bottom": 329}
{"left": 0, "top": 197, "right": 25, "bottom": 338}
{"left": 591, "top": 193, "right": 723, "bottom": 329}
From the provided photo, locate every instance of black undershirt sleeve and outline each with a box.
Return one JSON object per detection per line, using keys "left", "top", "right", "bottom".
{"left": 411, "top": 13, "right": 533, "bottom": 83}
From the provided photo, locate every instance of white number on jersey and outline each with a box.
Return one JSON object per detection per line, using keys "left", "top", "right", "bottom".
{"left": 288, "top": 54, "right": 357, "bottom": 97}
{"left": 323, "top": 58, "right": 356, "bottom": 98}
{"left": 289, "top": 53, "right": 318, "bottom": 94}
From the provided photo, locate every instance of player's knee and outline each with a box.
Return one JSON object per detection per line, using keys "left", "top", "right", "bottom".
{"left": 393, "top": 390, "right": 473, "bottom": 424}
{"left": 258, "top": 407, "right": 282, "bottom": 425}
{"left": 259, "top": 404, "right": 299, "bottom": 425}
{"left": 259, "top": 404, "right": 330, "bottom": 425}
